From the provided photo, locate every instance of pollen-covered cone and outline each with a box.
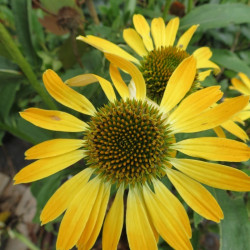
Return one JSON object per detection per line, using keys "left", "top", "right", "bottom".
{"left": 14, "top": 56, "right": 250, "bottom": 250}
{"left": 77, "top": 14, "right": 220, "bottom": 103}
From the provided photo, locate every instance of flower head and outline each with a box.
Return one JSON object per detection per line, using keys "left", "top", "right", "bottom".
{"left": 230, "top": 72, "right": 250, "bottom": 120}
{"left": 230, "top": 72, "right": 250, "bottom": 96}
{"left": 77, "top": 14, "right": 220, "bottom": 103}
{"left": 14, "top": 55, "right": 250, "bottom": 250}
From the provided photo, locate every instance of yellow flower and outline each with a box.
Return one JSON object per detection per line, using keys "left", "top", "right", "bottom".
{"left": 230, "top": 72, "right": 250, "bottom": 95}
{"left": 230, "top": 72, "right": 250, "bottom": 122}
{"left": 77, "top": 14, "right": 220, "bottom": 103}
{"left": 213, "top": 116, "right": 249, "bottom": 142}
{"left": 211, "top": 73, "right": 250, "bottom": 141}
{"left": 14, "top": 55, "right": 250, "bottom": 250}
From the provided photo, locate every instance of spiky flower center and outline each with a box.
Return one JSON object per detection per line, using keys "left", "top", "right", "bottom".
{"left": 140, "top": 46, "right": 197, "bottom": 103}
{"left": 84, "top": 99, "right": 173, "bottom": 185}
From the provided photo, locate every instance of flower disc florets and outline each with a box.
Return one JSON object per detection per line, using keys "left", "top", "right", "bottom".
{"left": 140, "top": 46, "right": 198, "bottom": 103}
{"left": 84, "top": 99, "right": 173, "bottom": 185}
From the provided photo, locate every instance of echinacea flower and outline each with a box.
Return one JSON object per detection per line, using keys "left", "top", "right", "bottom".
{"left": 213, "top": 72, "right": 250, "bottom": 139}
{"left": 14, "top": 55, "right": 250, "bottom": 250}
{"left": 230, "top": 72, "right": 250, "bottom": 121}
{"left": 230, "top": 72, "right": 250, "bottom": 95}
{"left": 213, "top": 115, "right": 249, "bottom": 142}
{"left": 77, "top": 14, "right": 220, "bottom": 103}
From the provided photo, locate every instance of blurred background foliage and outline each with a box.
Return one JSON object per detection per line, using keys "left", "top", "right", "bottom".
{"left": 0, "top": 0, "right": 250, "bottom": 249}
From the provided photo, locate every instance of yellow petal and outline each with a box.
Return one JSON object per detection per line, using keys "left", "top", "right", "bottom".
{"left": 153, "top": 179, "right": 191, "bottom": 238}
{"left": 197, "top": 60, "right": 220, "bottom": 73}
{"left": 109, "top": 64, "right": 130, "bottom": 100}
{"left": 239, "top": 72, "right": 250, "bottom": 89}
{"left": 77, "top": 181, "right": 110, "bottom": 248}
{"left": 151, "top": 17, "right": 165, "bottom": 49}
{"left": 143, "top": 185, "right": 192, "bottom": 250}
{"left": 238, "top": 110, "right": 250, "bottom": 121}
{"left": 177, "top": 25, "right": 199, "bottom": 50}
{"left": 105, "top": 53, "right": 146, "bottom": 100}
{"left": 56, "top": 177, "right": 101, "bottom": 250}
{"left": 245, "top": 103, "right": 250, "bottom": 110}
{"left": 128, "top": 80, "right": 136, "bottom": 99}
{"left": 165, "top": 17, "right": 179, "bottom": 47}
{"left": 76, "top": 182, "right": 105, "bottom": 247}
{"left": 66, "top": 73, "right": 116, "bottom": 102}
{"left": 167, "top": 169, "right": 224, "bottom": 222}
{"left": 133, "top": 14, "right": 154, "bottom": 51}
{"left": 193, "top": 47, "right": 212, "bottom": 67}
{"left": 40, "top": 168, "right": 93, "bottom": 224}
{"left": 25, "top": 139, "right": 84, "bottom": 159}
{"left": 168, "top": 86, "right": 222, "bottom": 126}
{"left": 126, "top": 187, "right": 157, "bottom": 250}
{"left": 231, "top": 78, "right": 250, "bottom": 95}
{"left": 14, "top": 150, "right": 85, "bottom": 184}
{"left": 77, "top": 35, "right": 139, "bottom": 64}
{"left": 20, "top": 108, "right": 88, "bottom": 132}
{"left": 174, "top": 137, "right": 250, "bottom": 162}
{"left": 172, "top": 95, "right": 249, "bottom": 133}
{"left": 232, "top": 111, "right": 246, "bottom": 124}
{"left": 221, "top": 120, "right": 248, "bottom": 142}
{"left": 103, "top": 185, "right": 124, "bottom": 250}
{"left": 198, "top": 70, "right": 212, "bottom": 81}
{"left": 123, "top": 28, "right": 148, "bottom": 57}
{"left": 80, "top": 183, "right": 110, "bottom": 250}
{"left": 213, "top": 126, "right": 226, "bottom": 138}
{"left": 144, "top": 205, "right": 159, "bottom": 243}
{"left": 160, "top": 56, "right": 197, "bottom": 113}
{"left": 43, "top": 70, "right": 96, "bottom": 116}
{"left": 170, "top": 158, "right": 250, "bottom": 191}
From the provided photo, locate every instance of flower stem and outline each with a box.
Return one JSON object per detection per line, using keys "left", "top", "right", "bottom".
{"left": 0, "top": 23, "right": 57, "bottom": 110}
{"left": 86, "top": 0, "right": 99, "bottom": 25}
{"left": 9, "top": 230, "right": 40, "bottom": 250}
{"left": 163, "top": 0, "right": 172, "bottom": 20}
{"left": 187, "top": 0, "right": 193, "bottom": 13}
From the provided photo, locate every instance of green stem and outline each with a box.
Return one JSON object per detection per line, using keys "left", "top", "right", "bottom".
{"left": 86, "top": 0, "right": 100, "bottom": 25}
{"left": 0, "top": 23, "right": 56, "bottom": 110}
{"left": 148, "top": 0, "right": 155, "bottom": 8}
{"left": 163, "top": 0, "right": 172, "bottom": 20}
{"left": 9, "top": 230, "right": 40, "bottom": 250}
{"left": 187, "top": 0, "right": 193, "bottom": 13}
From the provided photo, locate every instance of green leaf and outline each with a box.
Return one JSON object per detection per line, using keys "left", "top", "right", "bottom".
{"left": 29, "top": 9, "right": 45, "bottom": 52}
{"left": 191, "top": 228, "right": 201, "bottom": 250}
{"left": 211, "top": 49, "right": 250, "bottom": 76}
{"left": 125, "top": 0, "right": 136, "bottom": 16}
{"left": 0, "top": 130, "right": 4, "bottom": 145}
{"left": 0, "top": 56, "right": 22, "bottom": 119}
{"left": 11, "top": 0, "right": 39, "bottom": 65}
{"left": 0, "top": 4, "right": 15, "bottom": 29}
{"left": 0, "top": 81, "right": 20, "bottom": 119}
{"left": 15, "top": 117, "right": 54, "bottom": 144}
{"left": 0, "top": 40, "right": 12, "bottom": 59}
{"left": 0, "top": 55, "right": 19, "bottom": 69}
{"left": 180, "top": 3, "right": 250, "bottom": 31}
{"left": 193, "top": 211, "right": 203, "bottom": 228}
{"left": 215, "top": 190, "right": 250, "bottom": 250}
{"left": 0, "top": 55, "right": 23, "bottom": 81}
{"left": 239, "top": 50, "right": 250, "bottom": 66}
